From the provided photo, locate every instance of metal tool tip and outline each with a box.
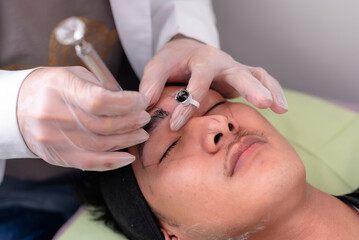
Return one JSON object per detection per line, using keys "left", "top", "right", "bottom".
{"left": 55, "top": 17, "right": 86, "bottom": 45}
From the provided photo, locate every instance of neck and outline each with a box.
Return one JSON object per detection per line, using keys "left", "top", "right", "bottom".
{"left": 247, "top": 184, "right": 359, "bottom": 240}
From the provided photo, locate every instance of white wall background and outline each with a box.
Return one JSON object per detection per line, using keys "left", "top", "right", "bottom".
{"left": 212, "top": 0, "right": 359, "bottom": 102}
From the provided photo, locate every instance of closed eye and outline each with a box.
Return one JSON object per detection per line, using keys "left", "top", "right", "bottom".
{"left": 204, "top": 101, "right": 225, "bottom": 115}
{"left": 160, "top": 137, "right": 181, "bottom": 162}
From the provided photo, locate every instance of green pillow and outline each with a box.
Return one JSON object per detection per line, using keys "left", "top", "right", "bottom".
{"left": 57, "top": 89, "right": 359, "bottom": 240}
{"left": 252, "top": 90, "right": 359, "bottom": 195}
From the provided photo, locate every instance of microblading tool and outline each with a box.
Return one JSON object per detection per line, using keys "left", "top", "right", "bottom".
{"left": 55, "top": 17, "right": 122, "bottom": 91}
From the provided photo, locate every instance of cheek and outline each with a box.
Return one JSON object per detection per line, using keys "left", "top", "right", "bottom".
{"left": 156, "top": 160, "right": 213, "bottom": 201}
{"left": 150, "top": 158, "right": 232, "bottom": 225}
{"left": 155, "top": 165, "right": 253, "bottom": 239}
{"left": 230, "top": 141, "right": 306, "bottom": 223}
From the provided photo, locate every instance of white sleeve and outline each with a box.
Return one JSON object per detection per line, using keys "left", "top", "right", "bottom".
{"left": 110, "top": 0, "right": 219, "bottom": 78}
{"left": 150, "top": 0, "right": 220, "bottom": 52}
{"left": 0, "top": 69, "right": 39, "bottom": 160}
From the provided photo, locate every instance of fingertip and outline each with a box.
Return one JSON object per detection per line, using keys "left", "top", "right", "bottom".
{"left": 117, "top": 154, "right": 136, "bottom": 168}
{"left": 100, "top": 153, "right": 136, "bottom": 170}
{"left": 170, "top": 105, "right": 195, "bottom": 131}
{"left": 250, "top": 93, "right": 273, "bottom": 109}
{"left": 170, "top": 115, "right": 186, "bottom": 131}
{"left": 277, "top": 95, "right": 288, "bottom": 111}
{"left": 130, "top": 129, "right": 149, "bottom": 144}
{"left": 239, "top": 78, "right": 274, "bottom": 109}
{"left": 80, "top": 151, "right": 136, "bottom": 171}
{"left": 140, "top": 83, "right": 162, "bottom": 110}
{"left": 271, "top": 93, "right": 288, "bottom": 114}
{"left": 280, "top": 108, "right": 289, "bottom": 114}
{"left": 270, "top": 104, "right": 289, "bottom": 114}
{"left": 138, "top": 92, "right": 150, "bottom": 109}
{"left": 140, "top": 111, "right": 151, "bottom": 126}
{"left": 146, "top": 97, "right": 158, "bottom": 110}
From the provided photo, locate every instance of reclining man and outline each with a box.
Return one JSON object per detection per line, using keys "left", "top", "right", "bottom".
{"left": 85, "top": 86, "right": 359, "bottom": 240}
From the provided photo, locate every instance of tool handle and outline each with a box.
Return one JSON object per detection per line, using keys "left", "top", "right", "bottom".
{"left": 76, "top": 41, "right": 122, "bottom": 91}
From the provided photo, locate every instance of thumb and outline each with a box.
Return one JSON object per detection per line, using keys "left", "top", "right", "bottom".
{"left": 139, "top": 60, "right": 172, "bottom": 109}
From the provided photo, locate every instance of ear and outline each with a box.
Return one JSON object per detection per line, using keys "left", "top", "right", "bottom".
{"left": 161, "top": 227, "right": 180, "bottom": 240}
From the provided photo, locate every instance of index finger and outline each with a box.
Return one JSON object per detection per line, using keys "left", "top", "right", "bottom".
{"left": 139, "top": 58, "right": 173, "bottom": 109}
{"left": 73, "top": 85, "right": 149, "bottom": 116}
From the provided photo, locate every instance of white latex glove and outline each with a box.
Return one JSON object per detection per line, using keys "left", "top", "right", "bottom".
{"left": 17, "top": 66, "right": 150, "bottom": 170}
{"left": 140, "top": 37, "right": 288, "bottom": 131}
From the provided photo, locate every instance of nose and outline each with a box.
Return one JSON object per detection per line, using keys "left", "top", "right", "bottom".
{"left": 185, "top": 115, "right": 237, "bottom": 154}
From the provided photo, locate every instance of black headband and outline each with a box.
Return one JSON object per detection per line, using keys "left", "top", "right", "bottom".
{"left": 100, "top": 165, "right": 164, "bottom": 240}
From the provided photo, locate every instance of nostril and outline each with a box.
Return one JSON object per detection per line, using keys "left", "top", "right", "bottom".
{"left": 228, "top": 123, "right": 234, "bottom": 131}
{"left": 214, "top": 133, "right": 223, "bottom": 144}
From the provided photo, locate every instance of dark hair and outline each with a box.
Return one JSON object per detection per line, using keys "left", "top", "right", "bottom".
{"left": 76, "top": 165, "right": 164, "bottom": 240}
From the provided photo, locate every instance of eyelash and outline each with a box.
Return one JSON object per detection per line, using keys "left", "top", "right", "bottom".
{"left": 160, "top": 138, "right": 180, "bottom": 162}
{"left": 205, "top": 101, "right": 225, "bottom": 115}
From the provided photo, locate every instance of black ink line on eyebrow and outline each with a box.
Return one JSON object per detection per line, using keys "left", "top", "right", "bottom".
{"left": 137, "top": 108, "right": 169, "bottom": 167}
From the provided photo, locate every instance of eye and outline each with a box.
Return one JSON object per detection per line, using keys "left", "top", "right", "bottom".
{"left": 160, "top": 137, "right": 181, "bottom": 162}
{"left": 204, "top": 101, "right": 226, "bottom": 115}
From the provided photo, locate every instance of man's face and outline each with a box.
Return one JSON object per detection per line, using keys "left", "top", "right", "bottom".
{"left": 129, "top": 86, "right": 306, "bottom": 239}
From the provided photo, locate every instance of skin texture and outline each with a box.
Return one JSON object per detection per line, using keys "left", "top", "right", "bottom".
{"left": 129, "top": 86, "right": 306, "bottom": 240}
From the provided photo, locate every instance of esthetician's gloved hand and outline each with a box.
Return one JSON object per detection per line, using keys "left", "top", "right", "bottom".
{"left": 140, "top": 37, "right": 288, "bottom": 131}
{"left": 17, "top": 66, "right": 150, "bottom": 170}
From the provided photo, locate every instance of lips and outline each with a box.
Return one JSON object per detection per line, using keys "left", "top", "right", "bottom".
{"left": 226, "top": 136, "right": 266, "bottom": 176}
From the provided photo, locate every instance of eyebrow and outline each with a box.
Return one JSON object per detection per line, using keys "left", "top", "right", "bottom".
{"left": 137, "top": 108, "right": 169, "bottom": 165}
